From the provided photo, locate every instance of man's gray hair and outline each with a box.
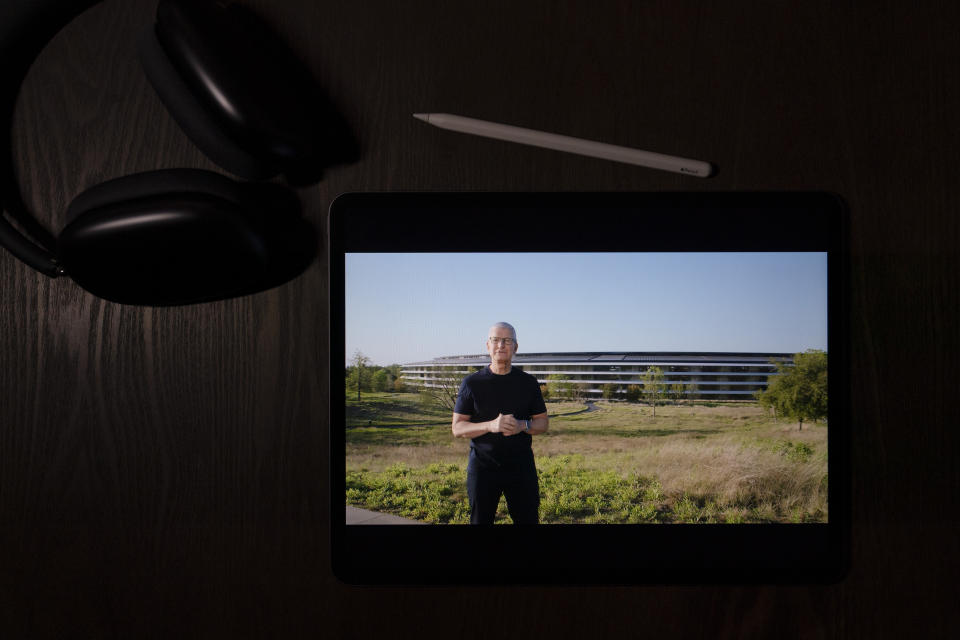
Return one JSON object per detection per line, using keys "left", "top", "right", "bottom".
{"left": 488, "top": 322, "right": 517, "bottom": 342}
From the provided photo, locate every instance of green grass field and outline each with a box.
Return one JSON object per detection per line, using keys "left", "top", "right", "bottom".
{"left": 345, "top": 392, "right": 828, "bottom": 524}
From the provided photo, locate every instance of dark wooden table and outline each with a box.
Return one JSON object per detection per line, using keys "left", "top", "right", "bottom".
{"left": 2, "top": 0, "right": 957, "bottom": 637}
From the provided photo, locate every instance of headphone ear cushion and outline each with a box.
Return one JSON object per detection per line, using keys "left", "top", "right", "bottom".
{"left": 58, "top": 169, "right": 315, "bottom": 305}
{"left": 138, "top": 24, "right": 275, "bottom": 180}
{"left": 148, "top": 0, "right": 346, "bottom": 184}
{"left": 65, "top": 168, "right": 250, "bottom": 224}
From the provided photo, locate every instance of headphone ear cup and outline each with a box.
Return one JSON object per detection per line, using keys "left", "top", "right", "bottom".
{"left": 58, "top": 169, "right": 316, "bottom": 305}
{"left": 65, "top": 168, "right": 249, "bottom": 224}
{"left": 143, "top": 0, "right": 335, "bottom": 182}
{"left": 138, "top": 23, "right": 274, "bottom": 180}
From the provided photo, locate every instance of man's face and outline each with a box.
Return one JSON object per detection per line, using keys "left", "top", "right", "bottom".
{"left": 486, "top": 327, "right": 518, "bottom": 364}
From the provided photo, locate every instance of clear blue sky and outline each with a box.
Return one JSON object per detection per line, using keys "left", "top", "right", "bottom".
{"left": 345, "top": 252, "right": 828, "bottom": 366}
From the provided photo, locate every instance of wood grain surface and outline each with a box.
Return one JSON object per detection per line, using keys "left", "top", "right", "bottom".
{"left": 2, "top": 0, "right": 958, "bottom": 637}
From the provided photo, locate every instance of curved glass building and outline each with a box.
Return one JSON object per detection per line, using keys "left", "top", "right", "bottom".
{"left": 401, "top": 352, "right": 793, "bottom": 400}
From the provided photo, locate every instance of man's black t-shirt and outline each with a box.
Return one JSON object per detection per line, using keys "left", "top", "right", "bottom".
{"left": 454, "top": 366, "right": 547, "bottom": 467}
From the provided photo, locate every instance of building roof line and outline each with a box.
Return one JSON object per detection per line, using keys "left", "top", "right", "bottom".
{"left": 402, "top": 351, "right": 798, "bottom": 366}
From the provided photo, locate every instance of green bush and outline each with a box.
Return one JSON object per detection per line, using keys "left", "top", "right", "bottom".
{"left": 775, "top": 441, "right": 814, "bottom": 462}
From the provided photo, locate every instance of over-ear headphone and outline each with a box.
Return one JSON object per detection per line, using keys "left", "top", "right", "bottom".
{"left": 1, "top": 0, "right": 354, "bottom": 305}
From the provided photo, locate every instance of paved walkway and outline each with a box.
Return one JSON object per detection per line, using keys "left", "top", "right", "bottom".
{"left": 345, "top": 505, "right": 425, "bottom": 525}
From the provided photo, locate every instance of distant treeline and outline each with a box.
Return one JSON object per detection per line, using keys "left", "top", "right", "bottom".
{"left": 346, "top": 349, "right": 828, "bottom": 430}
{"left": 345, "top": 362, "right": 407, "bottom": 393}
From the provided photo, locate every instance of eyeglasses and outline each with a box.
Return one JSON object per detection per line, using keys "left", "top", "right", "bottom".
{"left": 488, "top": 337, "right": 515, "bottom": 346}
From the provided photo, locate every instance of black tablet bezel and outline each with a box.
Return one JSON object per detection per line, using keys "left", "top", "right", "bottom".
{"left": 329, "top": 192, "right": 848, "bottom": 585}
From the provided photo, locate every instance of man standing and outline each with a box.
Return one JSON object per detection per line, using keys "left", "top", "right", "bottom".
{"left": 452, "top": 322, "right": 549, "bottom": 524}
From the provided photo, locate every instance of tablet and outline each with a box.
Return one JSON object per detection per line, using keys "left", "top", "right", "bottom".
{"left": 329, "top": 192, "right": 848, "bottom": 584}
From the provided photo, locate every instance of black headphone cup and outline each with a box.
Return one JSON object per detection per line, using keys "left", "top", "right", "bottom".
{"left": 137, "top": 24, "right": 276, "bottom": 181}
{"left": 59, "top": 176, "right": 317, "bottom": 306}
{"left": 65, "top": 169, "right": 260, "bottom": 224}
{"left": 151, "top": 0, "right": 357, "bottom": 185}
{"left": 222, "top": 3, "right": 361, "bottom": 176}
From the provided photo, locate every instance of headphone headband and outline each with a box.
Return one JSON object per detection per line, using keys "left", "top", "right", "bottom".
{"left": 0, "top": 0, "right": 100, "bottom": 276}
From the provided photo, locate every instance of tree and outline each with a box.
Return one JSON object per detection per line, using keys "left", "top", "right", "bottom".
{"left": 756, "top": 350, "right": 827, "bottom": 430}
{"left": 624, "top": 384, "right": 642, "bottom": 403}
{"left": 384, "top": 364, "right": 403, "bottom": 379}
{"left": 419, "top": 366, "right": 470, "bottom": 412}
{"left": 380, "top": 364, "right": 404, "bottom": 391}
{"left": 371, "top": 369, "right": 391, "bottom": 392}
{"left": 547, "top": 374, "right": 576, "bottom": 401}
{"left": 641, "top": 366, "right": 667, "bottom": 418}
{"left": 602, "top": 383, "right": 619, "bottom": 401}
{"left": 573, "top": 383, "right": 590, "bottom": 403}
{"left": 349, "top": 350, "right": 371, "bottom": 402}
{"left": 685, "top": 381, "right": 700, "bottom": 405}
{"left": 669, "top": 382, "right": 685, "bottom": 405}
{"left": 540, "top": 383, "right": 551, "bottom": 402}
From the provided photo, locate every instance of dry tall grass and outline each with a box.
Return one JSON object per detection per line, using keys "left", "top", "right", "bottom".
{"left": 534, "top": 402, "right": 828, "bottom": 520}
{"left": 346, "top": 397, "right": 829, "bottom": 522}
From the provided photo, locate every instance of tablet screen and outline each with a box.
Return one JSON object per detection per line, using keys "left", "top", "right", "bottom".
{"left": 346, "top": 251, "right": 828, "bottom": 524}
{"left": 330, "top": 193, "right": 847, "bottom": 583}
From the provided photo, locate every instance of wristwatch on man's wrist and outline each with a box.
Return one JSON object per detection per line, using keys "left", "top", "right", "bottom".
{"left": 523, "top": 419, "right": 530, "bottom": 432}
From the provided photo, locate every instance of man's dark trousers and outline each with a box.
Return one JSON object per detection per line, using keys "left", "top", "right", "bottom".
{"left": 466, "top": 449, "right": 540, "bottom": 524}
